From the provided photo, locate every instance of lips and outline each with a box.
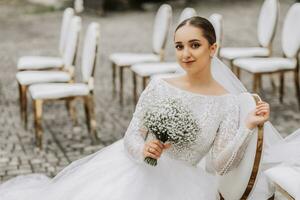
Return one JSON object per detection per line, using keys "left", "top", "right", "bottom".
{"left": 182, "top": 60, "right": 195, "bottom": 64}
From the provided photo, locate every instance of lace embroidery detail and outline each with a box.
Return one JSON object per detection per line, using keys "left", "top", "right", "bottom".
{"left": 123, "top": 78, "right": 254, "bottom": 173}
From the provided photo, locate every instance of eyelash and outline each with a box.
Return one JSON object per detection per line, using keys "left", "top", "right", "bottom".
{"left": 175, "top": 43, "right": 201, "bottom": 50}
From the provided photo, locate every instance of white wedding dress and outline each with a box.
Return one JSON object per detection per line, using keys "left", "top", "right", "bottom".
{"left": 1, "top": 58, "right": 300, "bottom": 200}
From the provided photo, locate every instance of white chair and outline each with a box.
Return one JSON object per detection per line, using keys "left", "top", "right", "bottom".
{"left": 265, "top": 165, "right": 300, "bottom": 200}
{"left": 28, "top": 22, "right": 100, "bottom": 149}
{"left": 130, "top": 7, "right": 197, "bottom": 103}
{"left": 220, "top": 0, "right": 279, "bottom": 76}
{"left": 233, "top": 3, "right": 300, "bottom": 107}
{"left": 17, "top": 8, "right": 75, "bottom": 71}
{"left": 17, "top": 16, "right": 82, "bottom": 129}
{"left": 109, "top": 4, "right": 172, "bottom": 104}
{"left": 218, "top": 93, "right": 266, "bottom": 200}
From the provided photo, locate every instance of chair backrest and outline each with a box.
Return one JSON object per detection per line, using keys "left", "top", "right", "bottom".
{"left": 178, "top": 7, "right": 197, "bottom": 24}
{"left": 257, "top": 0, "right": 279, "bottom": 48}
{"left": 218, "top": 93, "right": 264, "bottom": 200}
{"left": 282, "top": 3, "right": 300, "bottom": 59}
{"left": 81, "top": 22, "right": 100, "bottom": 85}
{"left": 59, "top": 8, "right": 75, "bottom": 55}
{"left": 152, "top": 4, "right": 172, "bottom": 59}
{"left": 209, "top": 14, "right": 223, "bottom": 56}
{"left": 63, "top": 16, "right": 82, "bottom": 68}
{"left": 74, "top": 0, "right": 84, "bottom": 13}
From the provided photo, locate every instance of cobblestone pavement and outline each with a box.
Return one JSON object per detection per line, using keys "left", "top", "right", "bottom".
{"left": 0, "top": 0, "right": 299, "bottom": 186}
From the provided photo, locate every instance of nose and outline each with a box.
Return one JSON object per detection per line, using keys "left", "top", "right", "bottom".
{"left": 182, "top": 47, "right": 191, "bottom": 59}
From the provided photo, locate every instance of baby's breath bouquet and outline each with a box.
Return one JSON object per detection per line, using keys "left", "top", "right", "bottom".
{"left": 143, "top": 98, "right": 199, "bottom": 166}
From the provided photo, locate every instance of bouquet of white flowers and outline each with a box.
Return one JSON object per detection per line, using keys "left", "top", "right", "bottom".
{"left": 143, "top": 98, "right": 199, "bottom": 166}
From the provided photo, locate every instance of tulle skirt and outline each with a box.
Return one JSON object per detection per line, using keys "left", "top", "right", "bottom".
{"left": 0, "top": 139, "right": 219, "bottom": 200}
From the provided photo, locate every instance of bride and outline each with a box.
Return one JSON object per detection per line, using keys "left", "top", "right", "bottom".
{"left": 1, "top": 16, "right": 299, "bottom": 200}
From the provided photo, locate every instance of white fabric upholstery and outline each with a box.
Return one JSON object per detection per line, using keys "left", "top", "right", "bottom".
{"left": 59, "top": 8, "right": 74, "bottom": 54}
{"left": 220, "top": 47, "right": 269, "bottom": 60}
{"left": 282, "top": 3, "right": 300, "bottom": 58}
{"left": 265, "top": 166, "right": 300, "bottom": 199}
{"left": 63, "top": 16, "right": 82, "bottom": 67}
{"left": 17, "top": 56, "right": 63, "bottom": 70}
{"left": 152, "top": 4, "right": 172, "bottom": 55}
{"left": 29, "top": 83, "right": 89, "bottom": 100}
{"left": 218, "top": 93, "right": 258, "bottom": 200}
{"left": 81, "top": 22, "right": 100, "bottom": 82}
{"left": 109, "top": 53, "right": 160, "bottom": 66}
{"left": 209, "top": 13, "right": 223, "bottom": 54}
{"left": 16, "top": 71, "right": 71, "bottom": 86}
{"left": 131, "top": 62, "right": 180, "bottom": 77}
{"left": 257, "top": 0, "right": 278, "bottom": 47}
{"left": 233, "top": 57, "right": 297, "bottom": 73}
{"left": 178, "top": 7, "right": 196, "bottom": 24}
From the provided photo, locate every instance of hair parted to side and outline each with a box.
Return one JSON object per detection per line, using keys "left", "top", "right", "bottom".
{"left": 175, "top": 16, "right": 216, "bottom": 45}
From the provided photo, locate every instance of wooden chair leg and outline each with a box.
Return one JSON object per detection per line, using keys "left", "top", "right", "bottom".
{"left": 270, "top": 74, "right": 277, "bottom": 94}
{"left": 18, "top": 84, "right": 28, "bottom": 129}
{"left": 33, "top": 99, "right": 43, "bottom": 149}
{"left": 66, "top": 99, "right": 78, "bottom": 125}
{"left": 236, "top": 67, "right": 241, "bottom": 79}
{"left": 279, "top": 72, "right": 284, "bottom": 103}
{"left": 132, "top": 71, "right": 138, "bottom": 106}
{"left": 142, "top": 76, "right": 148, "bottom": 90}
{"left": 253, "top": 74, "right": 259, "bottom": 93}
{"left": 112, "top": 62, "right": 116, "bottom": 94}
{"left": 84, "top": 95, "right": 99, "bottom": 143}
{"left": 258, "top": 74, "right": 262, "bottom": 93}
{"left": 119, "top": 67, "right": 124, "bottom": 105}
{"left": 294, "top": 69, "right": 300, "bottom": 109}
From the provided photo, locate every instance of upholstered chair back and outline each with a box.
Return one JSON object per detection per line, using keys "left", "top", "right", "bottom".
{"left": 59, "top": 8, "right": 75, "bottom": 55}
{"left": 257, "top": 0, "right": 279, "bottom": 48}
{"left": 81, "top": 22, "right": 100, "bottom": 83}
{"left": 178, "top": 7, "right": 197, "bottom": 24}
{"left": 209, "top": 14, "right": 223, "bottom": 56}
{"left": 152, "top": 4, "right": 172, "bottom": 56}
{"left": 218, "top": 93, "right": 264, "bottom": 200}
{"left": 282, "top": 3, "right": 300, "bottom": 58}
{"left": 63, "top": 16, "right": 82, "bottom": 68}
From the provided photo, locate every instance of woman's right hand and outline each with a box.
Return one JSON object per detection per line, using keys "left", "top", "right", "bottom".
{"left": 143, "top": 139, "right": 171, "bottom": 159}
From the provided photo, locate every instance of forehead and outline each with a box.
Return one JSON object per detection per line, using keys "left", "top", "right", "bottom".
{"left": 174, "top": 25, "right": 205, "bottom": 42}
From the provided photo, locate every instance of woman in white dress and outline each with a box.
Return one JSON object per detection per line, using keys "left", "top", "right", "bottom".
{"left": 0, "top": 16, "right": 298, "bottom": 200}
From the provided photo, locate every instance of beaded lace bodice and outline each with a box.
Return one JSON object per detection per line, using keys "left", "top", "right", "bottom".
{"left": 124, "top": 78, "right": 254, "bottom": 175}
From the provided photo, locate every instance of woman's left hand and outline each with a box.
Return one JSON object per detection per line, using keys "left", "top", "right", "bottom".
{"left": 245, "top": 101, "right": 270, "bottom": 130}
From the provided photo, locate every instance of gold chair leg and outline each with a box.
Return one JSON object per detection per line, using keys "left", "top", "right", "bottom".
{"left": 84, "top": 95, "right": 99, "bottom": 143}
{"left": 132, "top": 71, "right": 137, "bottom": 106}
{"left": 294, "top": 69, "right": 300, "bottom": 109}
{"left": 279, "top": 72, "right": 284, "bottom": 103}
{"left": 119, "top": 67, "right": 124, "bottom": 105}
{"left": 18, "top": 84, "right": 28, "bottom": 129}
{"left": 33, "top": 99, "right": 43, "bottom": 149}
{"left": 142, "top": 76, "right": 148, "bottom": 90}
{"left": 66, "top": 99, "right": 78, "bottom": 125}
{"left": 253, "top": 74, "right": 259, "bottom": 93}
{"left": 112, "top": 62, "right": 116, "bottom": 95}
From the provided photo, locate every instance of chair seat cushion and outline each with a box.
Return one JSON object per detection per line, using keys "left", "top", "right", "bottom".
{"left": 16, "top": 71, "right": 71, "bottom": 85}
{"left": 131, "top": 62, "right": 180, "bottom": 77}
{"left": 265, "top": 166, "right": 300, "bottom": 198}
{"left": 109, "top": 53, "right": 160, "bottom": 66}
{"left": 18, "top": 56, "right": 64, "bottom": 70}
{"left": 29, "top": 83, "right": 89, "bottom": 100}
{"left": 233, "top": 57, "right": 297, "bottom": 73}
{"left": 220, "top": 47, "right": 270, "bottom": 60}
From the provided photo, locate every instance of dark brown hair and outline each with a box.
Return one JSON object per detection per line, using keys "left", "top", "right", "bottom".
{"left": 175, "top": 16, "right": 216, "bottom": 45}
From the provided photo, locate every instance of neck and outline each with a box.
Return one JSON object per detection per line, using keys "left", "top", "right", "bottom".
{"left": 184, "top": 65, "right": 214, "bottom": 86}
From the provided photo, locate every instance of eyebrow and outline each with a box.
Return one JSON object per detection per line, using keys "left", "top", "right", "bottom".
{"left": 175, "top": 39, "right": 201, "bottom": 44}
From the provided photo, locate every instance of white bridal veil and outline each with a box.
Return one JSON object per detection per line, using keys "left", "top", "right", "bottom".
{"left": 211, "top": 56, "right": 300, "bottom": 166}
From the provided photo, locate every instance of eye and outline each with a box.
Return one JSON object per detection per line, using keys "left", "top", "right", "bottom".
{"left": 175, "top": 44, "right": 184, "bottom": 50}
{"left": 191, "top": 42, "right": 201, "bottom": 49}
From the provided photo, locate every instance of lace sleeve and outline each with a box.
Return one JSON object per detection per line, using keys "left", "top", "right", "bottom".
{"left": 210, "top": 97, "right": 255, "bottom": 175}
{"left": 123, "top": 79, "right": 157, "bottom": 163}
